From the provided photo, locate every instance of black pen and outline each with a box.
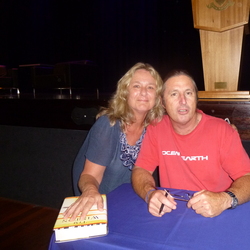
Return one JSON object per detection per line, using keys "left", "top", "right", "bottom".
{"left": 159, "top": 189, "right": 168, "bottom": 214}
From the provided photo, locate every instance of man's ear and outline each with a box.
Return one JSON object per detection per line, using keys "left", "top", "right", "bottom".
{"left": 160, "top": 98, "right": 166, "bottom": 109}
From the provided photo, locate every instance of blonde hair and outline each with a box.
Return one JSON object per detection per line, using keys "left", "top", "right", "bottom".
{"left": 97, "top": 62, "right": 164, "bottom": 131}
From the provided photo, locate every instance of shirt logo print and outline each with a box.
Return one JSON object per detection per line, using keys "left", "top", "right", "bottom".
{"left": 162, "top": 151, "right": 209, "bottom": 161}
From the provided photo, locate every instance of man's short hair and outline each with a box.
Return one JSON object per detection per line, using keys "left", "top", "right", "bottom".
{"left": 162, "top": 69, "right": 198, "bottom": 104}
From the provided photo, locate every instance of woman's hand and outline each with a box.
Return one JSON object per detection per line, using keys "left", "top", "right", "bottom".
{"left": 63, "top": 188, "right": 104, "bottom": 221}
{"left": 63, "top": 159, "right": 106, "bottom": 221}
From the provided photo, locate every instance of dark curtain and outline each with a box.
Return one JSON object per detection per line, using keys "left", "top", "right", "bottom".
{"left": 0, "top": 0, "right": 249, "bottom": 92}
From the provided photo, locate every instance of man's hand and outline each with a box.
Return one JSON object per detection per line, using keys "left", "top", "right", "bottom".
{"left": 148, "top": 190, "right": 177, "bottom": 217}
{"left": 187, "top": 190, "right": 231, "bottom": 217}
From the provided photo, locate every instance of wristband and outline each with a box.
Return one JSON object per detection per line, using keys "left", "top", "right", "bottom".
{"left": 145, "top": 188, "right": 156, "bottom": 203}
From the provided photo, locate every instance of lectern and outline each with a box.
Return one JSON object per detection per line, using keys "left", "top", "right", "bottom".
{"left": 192, "top": 0, "right": 250, "bottom": 98}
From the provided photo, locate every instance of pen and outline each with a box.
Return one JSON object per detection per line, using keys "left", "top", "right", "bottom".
{"left": 159, "top": 189, "right": 168, "bottom": 214}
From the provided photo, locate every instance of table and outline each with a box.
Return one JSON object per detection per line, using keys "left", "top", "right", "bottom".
{"left": 49, "top": 183, "right": 250, "bottom": 250}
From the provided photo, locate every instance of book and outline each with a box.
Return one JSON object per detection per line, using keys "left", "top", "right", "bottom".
{"left": 53, "top": 195, "right": 108, "bottom": 242}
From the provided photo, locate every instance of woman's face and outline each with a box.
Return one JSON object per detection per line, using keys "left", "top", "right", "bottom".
{"left": 127, "top": 69, "right": 157, "bottom": 116}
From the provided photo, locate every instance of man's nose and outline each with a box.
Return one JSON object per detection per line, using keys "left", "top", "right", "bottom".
{"left": 179, "top": 94, "right": 187, "bottom": 104}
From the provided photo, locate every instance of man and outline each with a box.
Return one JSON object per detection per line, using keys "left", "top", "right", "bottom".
{"left": 132, "top": 70, "right": 250, "bottom": 218}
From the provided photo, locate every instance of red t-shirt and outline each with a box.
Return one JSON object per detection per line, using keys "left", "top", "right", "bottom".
{"left": 135, "top": 110, "right": 250, "bottom": 192}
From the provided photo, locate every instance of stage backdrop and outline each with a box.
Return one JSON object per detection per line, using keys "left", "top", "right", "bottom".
{"left": 0, "top": 0, "right": 249, "bottom": 92}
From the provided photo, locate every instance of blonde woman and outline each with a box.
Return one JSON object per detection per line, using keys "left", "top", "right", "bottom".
{"left": 64, "top": 62, "right": 164, "bottom": 220}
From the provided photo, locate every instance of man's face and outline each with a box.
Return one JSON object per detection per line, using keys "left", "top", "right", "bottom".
{"left": 163, "top": 75, "right": 197, "bottom": 127}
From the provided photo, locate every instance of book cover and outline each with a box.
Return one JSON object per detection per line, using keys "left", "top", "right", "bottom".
{"left": 53, "top": 195, "right": 108, "bottom": 242}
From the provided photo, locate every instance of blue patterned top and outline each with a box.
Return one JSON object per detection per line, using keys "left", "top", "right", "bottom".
{"left": 120, "top": 128, "right": 146, "bottom": 170}
{"left": 73, "top": 115, "right": 146, "bottom": 195}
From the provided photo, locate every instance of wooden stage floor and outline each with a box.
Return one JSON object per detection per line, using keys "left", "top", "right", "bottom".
{"left": 0, "top": 197, "right": 59, "bottom": 250}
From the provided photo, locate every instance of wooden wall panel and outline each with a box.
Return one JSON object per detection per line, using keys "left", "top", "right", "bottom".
{"left": 198, "top": 100, "right": 250, "bottom": 140}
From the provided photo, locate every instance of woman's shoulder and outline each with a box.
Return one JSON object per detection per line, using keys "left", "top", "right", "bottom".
{"left": 96, "top": 115, "right": 119, "bottom": 126}
{"left": 92, "top": 115, "right": 120, "bottom": 132}
{"left": 95, "top": 114, "right": 110, "bottom": 124}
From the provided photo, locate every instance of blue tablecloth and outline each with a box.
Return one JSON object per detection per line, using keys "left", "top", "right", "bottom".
{"left": 49, "top": 183, "right": 250, "bottom": 250}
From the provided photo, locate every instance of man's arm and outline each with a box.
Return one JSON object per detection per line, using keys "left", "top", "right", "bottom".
{"left": 132, "top": 166, "right": 156, "bottom": 201}
{"left": 132, "top": 166, "right": 176, "bottom": 217}
{"left": 187, "top": 173, "right": 250, "bottom": 218}
{"left": 227, "top": 173, "right": 250, "bottom": 204}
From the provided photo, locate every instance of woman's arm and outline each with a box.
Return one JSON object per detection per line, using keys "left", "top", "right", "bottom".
{"left": 63, "top": 159, "right": 106, "bottom": 221}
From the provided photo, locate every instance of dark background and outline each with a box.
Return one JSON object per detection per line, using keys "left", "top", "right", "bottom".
{"left": 0, "top": 0, "right": 249, "bottom": 94}
{"left": 0, "top": 0, "right": 250, "bottom": 210}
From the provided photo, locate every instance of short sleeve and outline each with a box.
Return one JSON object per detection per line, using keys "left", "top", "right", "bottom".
{"left": 220, "top": 127, "right": 250, "bottom": 180}
{"left": 85, "top": 115, "right": 120, "bottom": 166}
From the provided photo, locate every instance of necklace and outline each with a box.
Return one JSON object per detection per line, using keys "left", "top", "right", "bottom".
{"left": 119, "top": 128, "right": 146, "bottom": 170}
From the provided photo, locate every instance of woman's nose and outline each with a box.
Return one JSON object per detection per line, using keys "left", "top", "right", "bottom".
{"left": 140, "top": 87, "right": 147, "bottom": 95}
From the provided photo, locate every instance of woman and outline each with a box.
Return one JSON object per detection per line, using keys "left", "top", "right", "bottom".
{"left": 64, "top": 62, "right": 164, "bottom": 221}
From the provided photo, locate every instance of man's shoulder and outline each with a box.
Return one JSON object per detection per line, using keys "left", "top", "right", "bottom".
{"left": 146, "top": 115, "right": 170, "bottom": 136}
{"left": 201, "top": 111, "right": 229, "bottom": 126}
{"left": 200, "top": 111, "right": 236, "bottom": 135}
{"left": 148, "top": 115, "right": 170, "bottom": 128}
